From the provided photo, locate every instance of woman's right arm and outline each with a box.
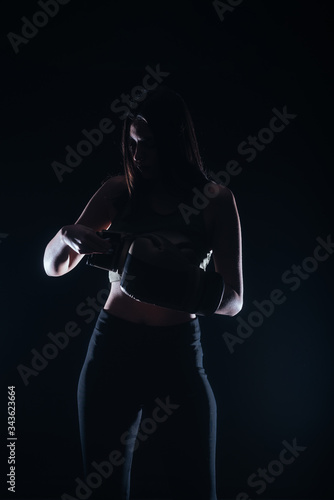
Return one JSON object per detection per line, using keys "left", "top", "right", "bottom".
{"left": 43, "top": 176, "right": 126, "bottom": 277}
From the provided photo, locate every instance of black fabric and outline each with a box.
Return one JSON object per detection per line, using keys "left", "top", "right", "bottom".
{"left": 120, "top": 250, "right": 224, "bottom": 315}
{"left": 77, "top": 309, "right": 218, "bottom": 500}
{"left": 120, "top": 249, "right": 200, "bottom": 312}
{"left": 109, "top": 193, "right": 213, "bottom": 267}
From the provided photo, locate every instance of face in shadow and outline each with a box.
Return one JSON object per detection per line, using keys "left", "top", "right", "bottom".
{"left": 129, "top": 118, "right": 160, "bottom": 180}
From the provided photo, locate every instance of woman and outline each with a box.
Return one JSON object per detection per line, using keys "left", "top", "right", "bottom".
{"left": 44, "top": 86, "right": 243, "bottom": 500}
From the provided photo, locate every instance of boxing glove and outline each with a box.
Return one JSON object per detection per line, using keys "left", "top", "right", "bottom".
{"left": 120, "top": 233, "right": 224, "bottom": 316}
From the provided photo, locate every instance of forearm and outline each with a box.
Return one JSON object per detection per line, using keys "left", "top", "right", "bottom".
{"left": 215, "top": 284, "right": 243, "bottom": 316}
{"left": 43, "top": 228, "right": 81, "bottom": 277}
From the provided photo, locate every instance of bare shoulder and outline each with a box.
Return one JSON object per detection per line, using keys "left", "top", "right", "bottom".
{"left": 98, "top": 174, "right": 127, "bottom": 199}
{"left": 210, "top": 182, "right": 235, "bottom": 204}
{"left": 75, "top": 174, "right": 127, "bottom": 229}
{"left": 204, "top": 182, "right": 236, "bottom": 220}
{"left": 92, "top": 174, "right": 128, "bottom": 220}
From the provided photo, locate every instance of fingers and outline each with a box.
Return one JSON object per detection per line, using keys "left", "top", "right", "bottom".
{"left": 77, "top": 233, "right": 112, "bottom": 254}
{"left": 62, "top": 225, "right": 113, "bottom": 255}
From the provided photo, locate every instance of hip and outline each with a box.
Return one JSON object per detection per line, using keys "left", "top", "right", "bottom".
{"left": 80, "top": 309, "right": 207, "bottom": 400}
{"left": 86, "top": 308, "right": 203, "bottom": 366}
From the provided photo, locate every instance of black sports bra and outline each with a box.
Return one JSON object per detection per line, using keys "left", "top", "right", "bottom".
{"left": 107, "top": 194, "right": 213, "bottom": 282}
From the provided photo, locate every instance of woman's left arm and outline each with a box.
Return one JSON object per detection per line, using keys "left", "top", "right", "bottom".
{"left": 210, "top": 186, "right": 243, "bottom": 316}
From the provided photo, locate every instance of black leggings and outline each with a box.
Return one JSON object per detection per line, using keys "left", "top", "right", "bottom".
{"left": 77, "top": 309, "right": 217, "bottom": 500}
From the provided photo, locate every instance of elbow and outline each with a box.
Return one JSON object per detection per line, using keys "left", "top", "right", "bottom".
{"left": 221, "top": 301, "right": 243, "bottom": 317}
{"left": 44, "top": 267, "right": 58, "bottom": 277}
{"left": 43, "top": 252, "right": 53, "bottom": 276}
{"left": 228, "top": 299, "right": 243, "bottom": 317}
{"left": 229, "top": 294, "right": 243, "bottom": 316}
{"left": 44, "top": 265, "right": 64, "bottom": 278}
{"left": 43, "top": 259, "right": 57, "bottom": 277}
{"left": 214, "top": 290, "right": 243, "bottom": 317}
{"left": 43, "top": 244, "right": 56, "bottom": 277}
{"left": 43, "top": 252, "right": 62, "bottom": 277}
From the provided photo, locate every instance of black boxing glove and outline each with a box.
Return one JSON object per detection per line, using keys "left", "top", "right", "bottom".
{"left": 120, "top": 233, "right": 224, "bottom": 316}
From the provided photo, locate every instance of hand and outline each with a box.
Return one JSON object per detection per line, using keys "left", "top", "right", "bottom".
{"left": 61, "top": 224, "right": 113, "bottom": 255}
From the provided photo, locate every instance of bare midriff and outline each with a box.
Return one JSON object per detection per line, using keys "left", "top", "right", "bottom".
{"left": 103, "top": 281, "right": 197, "bottom": 326}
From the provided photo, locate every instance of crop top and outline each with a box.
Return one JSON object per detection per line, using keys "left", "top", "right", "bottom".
{"left": 107, "top": 193, "right": 213, "bottom": 282}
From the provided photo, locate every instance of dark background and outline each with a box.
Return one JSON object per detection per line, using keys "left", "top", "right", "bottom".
{"left": 0, "top": 0, "right": 333, "bottom": 498}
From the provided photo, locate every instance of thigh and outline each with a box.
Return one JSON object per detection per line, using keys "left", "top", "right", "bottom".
{"left": 135, "top": 320, "right": 218, "bottom": 500}
{"left": 77, "top": 325, "right": 144, "bottom": 499}
{"left": 158, "top": 369, "right": 218, "bottom": 500}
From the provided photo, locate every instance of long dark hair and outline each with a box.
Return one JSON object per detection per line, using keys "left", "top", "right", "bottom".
{"left": 122, "top": 86, "right": 208, "bottom": 203}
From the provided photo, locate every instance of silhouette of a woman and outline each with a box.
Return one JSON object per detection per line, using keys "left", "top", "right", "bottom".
{"left": 44, "top": 86, "right": 243, "bottom": 500}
